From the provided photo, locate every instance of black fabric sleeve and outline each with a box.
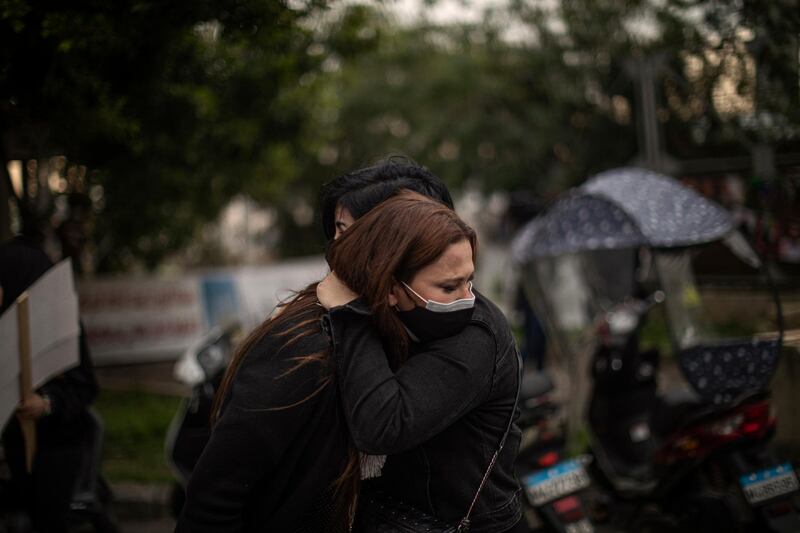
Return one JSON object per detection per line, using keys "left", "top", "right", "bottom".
{"left": 176, "top": 333, "right": 330, "bottom": 532}
{"left": 326, "top": 307, "right": 495, "bottom": 455}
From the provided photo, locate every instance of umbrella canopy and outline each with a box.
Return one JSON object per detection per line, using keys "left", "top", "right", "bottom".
{"left": 512, "top": 167, "right": 735, "bottom": 263}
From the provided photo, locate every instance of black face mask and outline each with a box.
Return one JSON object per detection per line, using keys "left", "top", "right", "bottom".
{"left": 396, "top": 282, "right": 476, "bottom": 343}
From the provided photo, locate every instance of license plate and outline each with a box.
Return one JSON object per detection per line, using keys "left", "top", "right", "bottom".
{"left": 523, "top": 457, "right": 591, "bottom": 506}
{"left": 565, "top": 520, "right": 594, "bottom": 533}
{"left": 739, "top": 463, "right": 800, "bottom": 505}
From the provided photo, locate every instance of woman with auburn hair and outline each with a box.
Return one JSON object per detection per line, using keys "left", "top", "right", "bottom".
{"left": 320, "top": 191, "right": 524, "bottom": 532}
{"left": 176, "top": 191, "right": 502, "bottom": 532}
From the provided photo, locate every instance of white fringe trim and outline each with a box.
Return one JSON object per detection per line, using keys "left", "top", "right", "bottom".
{"left": 359, "top": 453, "right": 386, "bottom": 480}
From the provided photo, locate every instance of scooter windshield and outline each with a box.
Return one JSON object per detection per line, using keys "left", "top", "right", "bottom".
{"left": 654, "top": 239, "right": 782, "bottom": 404}
{"left": 520, "top": 248, "right": 640, "bottom": 435}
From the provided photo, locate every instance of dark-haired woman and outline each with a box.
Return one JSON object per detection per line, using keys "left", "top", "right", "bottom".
{"left": 320, "top": 156, "right": 454, "bottom": 240}
{"left": 176, "top": 192, "right": 491, "bottom": 532}
{"left": 320, "top": 194, "right": 524, "bottom": 532}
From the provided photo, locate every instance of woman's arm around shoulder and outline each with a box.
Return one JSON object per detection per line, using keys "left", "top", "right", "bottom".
{"left": 325, "top": 304, "right": 496, "bottom": 455}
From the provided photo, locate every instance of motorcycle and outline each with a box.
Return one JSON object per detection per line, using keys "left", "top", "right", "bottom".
{"left": 512, "top": 167, "right": 800, "bottom": 532}
{"left": 588, "top": 288, "right": 798, "bottom": 532}
{"left": 164, "top": 321, "right": 239, "bottom": 518}
{"left": 516, "top": 371, "right": 596, "bottom": 533}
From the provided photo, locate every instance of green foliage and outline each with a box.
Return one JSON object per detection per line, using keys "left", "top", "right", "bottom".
{"left": 1, "top": 0, "right": 329, "bottom": 270}
{"left": 93, "top": 389, "right": 182, "bottom": 483}
{"left": 639, "top": 306, "right": 673, "bottom": 357}
{"left": 2, "top": 0, "right": 798, "bottom": 270}
{"left": 313, "top": 11, "right": 632, "bottom": 197}
{"left": 312, "top": 0, "right": 798, "bottom": 197}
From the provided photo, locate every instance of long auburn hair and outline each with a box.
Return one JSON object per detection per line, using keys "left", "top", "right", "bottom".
{"left": 212, "top": 190, "right": 477, "bottom": 529}
{"left": 327, "top": 190, "right": 477, "bottom": 367}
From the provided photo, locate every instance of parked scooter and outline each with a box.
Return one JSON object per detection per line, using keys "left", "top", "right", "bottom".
{"left": 512, "top": 168, "right": 800, "bottom": 532}
{"left": 165, "top": 322, "right": 239, "bottom": 518}
{"left": 516, "top": 372, "right": 596, "bottom": 533}
{"left": 587, "top": 286, "right": 799, "bottom": 532}
{"left": 0, "top": 409, "right": 118, "bottom": 533}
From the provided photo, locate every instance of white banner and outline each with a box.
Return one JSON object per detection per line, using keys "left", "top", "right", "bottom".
{"left": 78, "top": 277, "right": 206, "bottom": 364}
{"left": 78, "top": 256, "right": 328, "bottom": 365}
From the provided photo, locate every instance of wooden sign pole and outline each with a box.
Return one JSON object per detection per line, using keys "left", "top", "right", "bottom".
{"left": 16, "top": 292, "right": 36, "bottom": 473}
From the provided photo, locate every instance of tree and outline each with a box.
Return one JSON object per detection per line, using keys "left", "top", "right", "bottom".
{"left": 1, "top": 0, "right": 328, "bottom": 271}
{"left": 4, "top": 0, "right": 797, "bottom": 270}
{"left": 303, "top": 3, "right": 640, "bottom": 199}
{"left": 309, "top": 0, "right": 798, "bottom": 196}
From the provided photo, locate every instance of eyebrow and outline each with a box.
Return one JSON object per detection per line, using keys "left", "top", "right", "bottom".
{"left": 440, "top": 273, "right": 475, "bottom": 285}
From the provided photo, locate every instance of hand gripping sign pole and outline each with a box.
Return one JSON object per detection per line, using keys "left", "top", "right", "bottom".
{"left": 0, "top": 259, "right": 80, "bottom": 472}
{"left": 16, "top": 291, "right": 36, "bottom": 473}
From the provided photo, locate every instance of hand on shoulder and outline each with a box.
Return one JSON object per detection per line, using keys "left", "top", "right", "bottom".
{"left": 317, "top": 272, "right": 359, "bottom": 310}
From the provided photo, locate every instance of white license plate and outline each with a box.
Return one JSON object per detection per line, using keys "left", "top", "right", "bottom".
{"left": 565, "top": 519, "right": 594, "bottom": 533}
{"left": 740, "top": 463, "right": 799, "bottom": 505}
{"left": 523, "top": 457, "right": 591, "bottom": 506}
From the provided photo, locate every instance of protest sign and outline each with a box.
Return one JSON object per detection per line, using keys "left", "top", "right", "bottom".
{"left": 0, "top": 259, "right": 80, "bottom": 471}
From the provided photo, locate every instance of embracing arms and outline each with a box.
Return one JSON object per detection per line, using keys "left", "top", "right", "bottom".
{"left": 324, "top": 301, "right": 496, "bottom": 455}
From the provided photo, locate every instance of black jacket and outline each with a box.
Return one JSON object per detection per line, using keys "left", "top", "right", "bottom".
{"left": 176, "top": 314, "right": 350, "bottom": 533}
{"left": 326, "top": 291, "right": 523, "bottom": 532}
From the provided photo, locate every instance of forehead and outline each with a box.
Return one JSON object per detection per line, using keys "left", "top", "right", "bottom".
{"left": 414, "top": 239, "right": 474, "bottom": 280}
{"left": 335, "top": 204, "right": 355, "bottom": 221}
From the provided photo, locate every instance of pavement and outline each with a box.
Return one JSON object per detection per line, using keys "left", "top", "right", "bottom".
{"left": 120, "top": 520, "right": 174, "bottom": 533}
{"left": 108, "top": 479, "right": 174, "bottom": 532}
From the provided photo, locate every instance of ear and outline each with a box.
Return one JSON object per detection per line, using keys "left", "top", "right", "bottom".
{"left": 388, "top": 282, "right": 401, "bottom": 308}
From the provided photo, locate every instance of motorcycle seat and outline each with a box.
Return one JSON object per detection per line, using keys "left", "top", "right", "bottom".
{"left": 521, "top": 371, "right": 554, "bottom": 399}
{"left": 654, "top": 387, "right": 714, "bottom": 435}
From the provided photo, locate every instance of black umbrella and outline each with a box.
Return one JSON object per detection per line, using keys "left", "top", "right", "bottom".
{"left": 512, "top": 167, "right": 734, "bottom": 263}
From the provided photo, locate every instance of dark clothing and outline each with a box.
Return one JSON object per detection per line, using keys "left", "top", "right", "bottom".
{"left": 326, "top": 291, "right": 523, "bottom": 533}
{"left": 3, "top": 346, "right": 97, "bottom": 533}
{"left": 176, "top": 315, "right": 350, "bottom": 533}
{"left": 3, "top": 432, "right": 84, "bottom": 533}
{"left": 0, "top": 236, "right": 54, "bottom": 314}
{"left": 0, "top": 237, "right": 99, "bottom": 533}
{"left": 516, "top": 286, "right": 547, "bottom": 370}
{"left": 503, "top": 518, "right": 530, "bottom": 533}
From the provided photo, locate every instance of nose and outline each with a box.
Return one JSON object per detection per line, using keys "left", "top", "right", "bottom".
{"left": 460, "top": 281, "right": 473, "bottom": 299}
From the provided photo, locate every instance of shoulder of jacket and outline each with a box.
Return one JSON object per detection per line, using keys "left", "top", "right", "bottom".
{"left": 249, "top": 316, "right": 329, "bottom": 360}
{"left": 472, "top": 290, "right": 508, "bottom": 326}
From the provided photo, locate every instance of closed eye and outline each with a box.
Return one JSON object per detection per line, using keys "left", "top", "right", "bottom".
{"left": 440, "top": 276, "right": 474, "bottom": 294}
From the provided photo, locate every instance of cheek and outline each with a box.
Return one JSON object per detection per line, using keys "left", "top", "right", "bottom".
{"left": 393, "top": 289, "right": 416, "bottom": 311}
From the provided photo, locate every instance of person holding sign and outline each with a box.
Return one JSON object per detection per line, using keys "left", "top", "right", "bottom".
{"left": 0, "top": 236, "right": 99, "bottom": 533}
